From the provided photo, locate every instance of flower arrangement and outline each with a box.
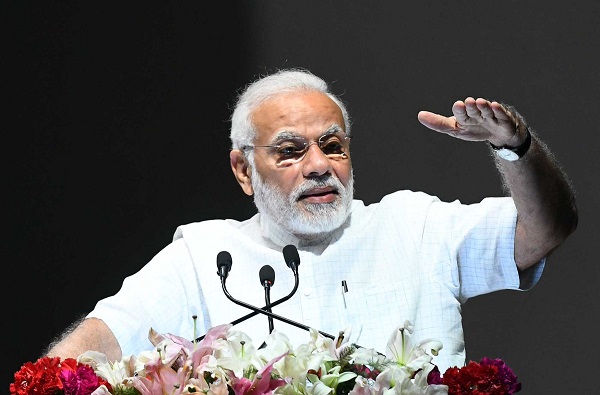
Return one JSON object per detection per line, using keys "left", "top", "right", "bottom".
{"left": 10, "top": 321, "right": 521, "bottom": 395}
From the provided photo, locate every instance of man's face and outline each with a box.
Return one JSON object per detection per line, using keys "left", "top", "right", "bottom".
{"left": 248, "top": 91, "right": 354, "bottom": 238}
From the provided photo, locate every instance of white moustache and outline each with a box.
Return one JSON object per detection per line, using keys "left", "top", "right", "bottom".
{"left": 292, "top": 176, "right": 344, "bottom": 202}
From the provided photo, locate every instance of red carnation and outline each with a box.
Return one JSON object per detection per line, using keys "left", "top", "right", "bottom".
{"left": 61, "top": 362, "right": 106, "bottom": 395}
{"left": 441, "top": 358, "right": 521, "bottom": 395}
{"left": 10, "top": 356, "right": 111, "bottom": 395}
{"left": 10, "top": 357, "right": 64, "bottom": 395}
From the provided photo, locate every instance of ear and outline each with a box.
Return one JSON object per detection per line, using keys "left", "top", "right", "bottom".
{"left": 230, "top": 150, "right": 254, "bottom": 196}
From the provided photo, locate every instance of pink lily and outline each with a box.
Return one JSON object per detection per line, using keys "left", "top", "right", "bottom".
{"left": 230, "top": 352, "right": 288, "bottom": 395}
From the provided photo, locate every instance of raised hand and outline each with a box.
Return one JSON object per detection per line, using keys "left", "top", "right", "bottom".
{"left": 417, "top": 97, "right": 525, "bottom": 148}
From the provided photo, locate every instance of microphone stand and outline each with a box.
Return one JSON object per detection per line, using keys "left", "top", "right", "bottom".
{"left": 230, "top": 271, "right": 299, "bottom": 326}
{"left": 195, "top": 246, "right": 337, "bottom": 343}
{"left": 219, "top": 277, "right": 335, "bottom": 340}
{"left": 229, "top": 244, "right": 301, "bottom": 326}
{"left": 263, "top": 281, "right": 274, "bottom": 333}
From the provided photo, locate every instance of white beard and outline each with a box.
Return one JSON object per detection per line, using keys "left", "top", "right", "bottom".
{"left": 250, "top": 167, "right": 354, "bottom": 238}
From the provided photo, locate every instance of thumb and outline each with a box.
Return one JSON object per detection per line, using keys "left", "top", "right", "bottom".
{"left": 417, "top": 111, "right": 457, "bottom": 134}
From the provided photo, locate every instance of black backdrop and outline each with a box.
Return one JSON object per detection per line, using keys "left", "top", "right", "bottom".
{"left": 5, "top": 2, "right": 599, "bottom": 393}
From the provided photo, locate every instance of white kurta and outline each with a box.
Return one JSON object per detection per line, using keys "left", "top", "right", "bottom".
{"left": 88, "top": 190, "right": 544, "bottom": 372}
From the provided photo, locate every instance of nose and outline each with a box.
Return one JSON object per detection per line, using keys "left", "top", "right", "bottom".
{"left": 301, "top": 142, "right": 332, "bottom": 177}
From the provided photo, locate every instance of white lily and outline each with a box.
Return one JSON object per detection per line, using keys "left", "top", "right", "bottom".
{"left": 72, "top": 321, "right": 456, "bottom": 395}
{"left": 321, "top": 364, "right": 358, "bottom": 392}
{"left": 385, "top": 321, "right": 442, "bottom": 374}
{"left": 78, "top": 351, "right": 128, "bottom": 388}
{"left": 78, "top": 350, "right": 148, "bottom": 391}
{"left": 256, "top": 329, "right": 295, "bottom": 363}
{"left": 351, "top": 346, "right": 386, "bottom": 367}
{"left": 214, "top": 328, "right": 263, "bottom": 378}
{"left": 306, "top": 372, "right": 336, "bottom": 395}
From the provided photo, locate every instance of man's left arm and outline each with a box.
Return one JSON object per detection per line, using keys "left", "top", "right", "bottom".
{"left": 417, "top": 97, "right": 578, "bottom": 270}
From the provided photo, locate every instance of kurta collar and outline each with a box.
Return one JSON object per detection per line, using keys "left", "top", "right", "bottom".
{"left": 257, "top": 212, "right": 348, "bottom": 252}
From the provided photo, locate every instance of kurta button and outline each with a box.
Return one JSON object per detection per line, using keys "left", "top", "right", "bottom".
{"left": 303, "top": 288, "right": 312, "bottom": 296}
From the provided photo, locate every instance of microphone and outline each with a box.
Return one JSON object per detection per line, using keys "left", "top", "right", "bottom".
{"left": 196, "top": 245, "right": 335, "bottom": 341}
{"left": 259, "top": 265, "right": 276, "bottom": 287}
{"left": 283, "top": 244, "right": 300, "bottom": 275}
{"left": 259, "top": 265, "right": 275, "bottom": 333}
{"left": 229, "top": 245, "right": 301, "bottom": 326}
{"left": 216, "top": 251, "right": 232, "bottom": 280}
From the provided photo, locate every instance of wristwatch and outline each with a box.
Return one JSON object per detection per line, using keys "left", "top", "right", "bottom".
{"left": 489, "top": 126, "right": 532, "bottom": 161}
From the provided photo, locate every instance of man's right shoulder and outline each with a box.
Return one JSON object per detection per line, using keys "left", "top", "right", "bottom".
{"left": 372, "top": 189, "right": 440, "bottom": 208}
{"left": 172, "top": 215, "right": 259, "bottom": 242}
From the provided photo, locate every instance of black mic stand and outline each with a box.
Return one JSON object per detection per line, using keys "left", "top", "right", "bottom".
{"left": 219, "top": 274, "right": 335, "bottom": 339}
{"left": 196, "top": 247, "right": 376, "bottom": 354}
{"left": 229, "top": 266, "right": 299, "bottom": 327}
{"left": 221, "top": 245, "right": 302, "bottom": 327}
{"left": 259, "top": 265, "right": 275, "bottom": 333}
{"left": 264, "top": 288, "right": 273, "bottom": 333}
{"left": 195, "top": 246, "right": 335, "bottom": 341}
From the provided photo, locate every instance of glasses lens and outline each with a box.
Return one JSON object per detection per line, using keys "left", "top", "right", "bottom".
{"left": 275, "top": 139, "right": 308, "bottom": 163}
{"left": 273, "top": 132, "right": 350, "bottom": 166}
{"left": 319, "top": 133, "right": 348, "bottom": 156}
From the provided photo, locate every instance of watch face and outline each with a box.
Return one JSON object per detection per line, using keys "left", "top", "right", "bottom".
{"left": 497, "top": 148, "right": 519, "bottom": 161}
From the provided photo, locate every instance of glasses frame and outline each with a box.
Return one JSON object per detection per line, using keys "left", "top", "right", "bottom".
{"left": 241, "top": 131, "right": 352, "bottom": 167}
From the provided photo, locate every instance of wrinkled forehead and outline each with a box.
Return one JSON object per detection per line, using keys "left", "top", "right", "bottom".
{"left": 252, "top": 91, "right": 345, "bottom": 142}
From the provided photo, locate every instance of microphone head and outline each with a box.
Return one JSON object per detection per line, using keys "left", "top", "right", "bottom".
{"left": 216, "top": 251, "right": 232, "bottom": 279}
{"left": 217, "top": 251, "right": 232, "bottom": 269}
{"left": 283, "top": 244, "right": 300, "bottom": 269}
{"left": 259, "top": 265, "right": 275, "bottom": 286}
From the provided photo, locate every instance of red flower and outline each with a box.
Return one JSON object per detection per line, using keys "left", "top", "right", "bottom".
{"left": 10, "top": 357, "right": 64, "bottom": 395}
{"left": 441, "top": 358, "right": 521, "bottom": 395}
{"left": 10, "top": 357, "right": 111, "bottom": 395}
{"left": 61, "top": 361, "right": 108, "bottom": 395}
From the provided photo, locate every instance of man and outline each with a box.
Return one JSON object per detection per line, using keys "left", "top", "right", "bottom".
{"left": 45, "top": 68, "right": 577, "bottom": 372}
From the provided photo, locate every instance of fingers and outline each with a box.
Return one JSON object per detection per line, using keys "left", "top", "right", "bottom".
{"left": 453, "top": 97, "right": 509, "bottom": 126}
{"left": 476, "top": 99, "right": 495, "bottom": 120}
{"left": 419, "top": 97, "right": 515, "bottom": 143}
{"left": 452, "top": 100, "right": 469, "bottom": 124}
{"left": 466, "top": 98, "right": 486, "bottom": 122}
{"left": 489, "top": 101, "right": 512, "bottom": 122}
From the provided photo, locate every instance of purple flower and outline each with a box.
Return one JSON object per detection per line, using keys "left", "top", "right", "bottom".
{"left": 480, "top": 357, "right": 522, "bottom": 394}
{"left": 60, "top": 365, "right": 101, "bottom": 395}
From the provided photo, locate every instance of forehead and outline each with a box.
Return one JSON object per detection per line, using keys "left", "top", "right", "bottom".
{"left": 251, "top": 91, "right": 345, "bottom": 142}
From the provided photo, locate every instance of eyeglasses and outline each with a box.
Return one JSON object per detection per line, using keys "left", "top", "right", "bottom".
{"left": 241, "top": 131, "right": 352, "bottom": 167}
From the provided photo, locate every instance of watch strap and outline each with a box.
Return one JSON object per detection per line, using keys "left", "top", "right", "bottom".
{"left": 489, "top": 126, "right": 532, "bottom": 159}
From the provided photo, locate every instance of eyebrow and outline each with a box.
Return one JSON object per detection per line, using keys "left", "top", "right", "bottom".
{"left": 270, "top": 124, "right": 343, "bottom": 144}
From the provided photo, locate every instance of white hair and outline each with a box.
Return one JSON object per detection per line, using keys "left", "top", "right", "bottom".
{"left": 229, "top": 68, "right": 352, "bottom": 154}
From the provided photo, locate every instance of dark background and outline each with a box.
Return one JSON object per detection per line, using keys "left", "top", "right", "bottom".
{"left": 4, "top": 2, "right": 598, "bottom": 393}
